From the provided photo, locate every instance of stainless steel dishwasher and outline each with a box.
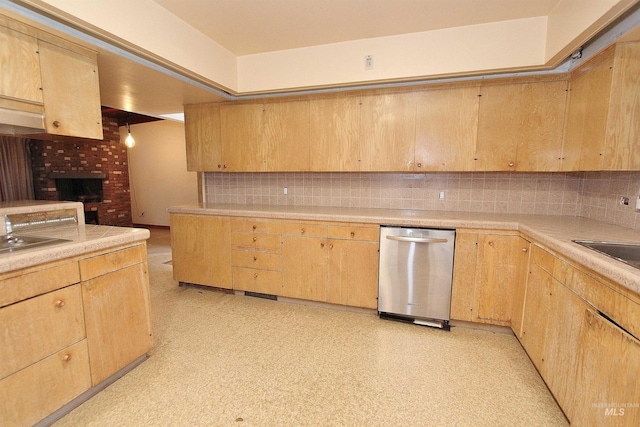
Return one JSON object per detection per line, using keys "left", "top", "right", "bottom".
{"left": 378, "top": 226, "right": 455, "bottom": 329}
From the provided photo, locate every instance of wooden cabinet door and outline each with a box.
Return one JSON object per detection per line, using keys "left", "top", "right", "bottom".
{"left": 603, "top": 41, "right": 640, "bottom": 170}
{"left": 450, "top": 231, "right": 478, "bottom": 322}
{"left": 263, "top": 100, "right": 310, "bottom": 171}
{"left": 82, "top": 263, "right": 152, "bottom": 385}
{"left": 0, "top": 23, "right": 42, "bottom": 104}
{"left": 562, "top": 47, "right": 614, "bottom": 171}
{"left": 474, "top": 234, "right": 529, "bottom": 325}
{"left": 359, "top": 92, "right": 416, "bottom": 171}
{"left": 309, "top": 96, "right": 361, "bottom": 171}
{"left": 415, "top": 86, "right": 479, "bottom": 171}
{"left": 184, "top": 103, "right": 223, "bottom": 171}
{"left": 220, "top": 103, "right": 265, "bottom": 171}
{"left": 327, "top": 239, "right": 378, "bottom": 309}
{"left": 520, "top": 262, "right": 553, "bottom": 369}
{"left": 170, "top": 214, "right": 232, "bottom": 288}
{"left": 510, "top": 238, "right": 531, "bottom": 337}
{"left": 541, "top": 278, "right": 584, "bottom": 421}
{"left": 572, "top": 307, "right": 640, "bottom": 425}
{"left": 38, "top": 39, "right": 103, "bottom": 139}
{"left": 476, "top": 80, "right": 566, "bottom": 171}
{"left": 281, "top": 236, "right": 327, "bottom": 301}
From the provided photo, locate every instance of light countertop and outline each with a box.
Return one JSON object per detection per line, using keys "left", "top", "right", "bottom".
{"left": 169, "top": 203, "right": 640, "bottom": 295}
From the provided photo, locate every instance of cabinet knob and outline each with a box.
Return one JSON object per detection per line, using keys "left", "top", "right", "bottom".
{"left": 55, "top": 299, "right": 65, "bottom": 308}
{"left": 253, "top": 273, "right": 258, "bottom": 279}
{"left": 252, "top": 225, "right": 257, "bottom": 230}
{"left": 329, "top": 244, "right": 333, "bottom": 249}
{"left": 350, "top": 231, "right": 355, "bottom": 237}
{"left": 252, "top": 237, "right": 257, "bottom": 242}
{"left": 300, "top": 228, "right": 305, "bottom": 234}
{"left": 320, "top": 242, "right": 325, "bottom": 248}
{"left": 508, "top": 162, "right": 515, "bottom": 168}
{"left": 253, "top": 256, "right": 257, "bottom": 261}
{"left": 488, "top": 241, "right": 494, "bottom": 246}
{"left": 62, "top": 354, "right": 71, "bottom": 362}
{"left": 522, "top": 247, "right": 528, "bottom": 252}
{"left": 223, "top": 164, "right": 227, "bottom": 169}
{"left": 417, "top": 162, "right": 422, "bottom": 168}
{"left": 52, "top": 120, "right": 61, "bottom": 128}
{"left": 218, "top": 164, "right": 222, "bottom": 169}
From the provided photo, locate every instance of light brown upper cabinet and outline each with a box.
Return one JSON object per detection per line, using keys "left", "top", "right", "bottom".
{"left": 219, "top": 102, "right": 266, "bottom": 171}
{"left": 564, "top": 41, "right": 640, "bottom": 171}
{"left": 359, "top": 92, "right": 417, "bottom": 171}
{"left": 219, "top": 100, "right": 310, "bottom": 172}
{"left": 309, "top": 96, "right": 361, "bottom": 171}
{"left": 38, "top": 39, "right": 103, "bottom": 139}
{"left": 184, "top": 103, "right": 223, "bottom": 171}
{"left": 475, "top": 78, "right": 567, "bottom": 171}
{"left": 415, "top": 85, "right": 479, "bottom": 171}
{"left": 0, "top": 21, "right": 42, "bottom": 107}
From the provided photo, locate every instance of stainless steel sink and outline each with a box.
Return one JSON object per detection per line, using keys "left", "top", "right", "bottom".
{"left": 573, "top": 240, "right": 640, "bottom": 269}
{"left": 0, "top": 234, "right": 70, "bottom": 254}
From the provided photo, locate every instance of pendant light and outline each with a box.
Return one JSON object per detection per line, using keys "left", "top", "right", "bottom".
{"left": 124, "top": 114, "right": 135, "bottom": 148}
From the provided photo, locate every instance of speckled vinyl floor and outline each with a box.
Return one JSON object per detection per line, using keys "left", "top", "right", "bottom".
{"left": 54, "top": 229, "right": 567, "bottom": 426}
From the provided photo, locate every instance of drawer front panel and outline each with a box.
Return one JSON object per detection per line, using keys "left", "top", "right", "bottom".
{"left": 232, "top": 267, "right": 282, "bottom": 295}
{"left": 327, "top": 224, "right": 379, "bottom": 241}
{"left": 280, "top": 222, "right": 326, "bottom": 237}
{"left": 0, "top": 339, "right": 91, "bottom": 427}
{"left": 0, "top": 283, "right": 85, "bottom": 380}
{"left": 0, "top": 260, "right": 80, "bottom": 308}
{"left": 231, "top": 219, "right": 281, "bottom": 234}
{"left": 79, "top": 244, "right": 146, "bottom": 281}
{"left": 531, "top": 244, "right": 555, "bottom": 273}
{"left": 231, "top": 251, "right": 281, "bottom": 271}
{"left": 231, "top": 233, "right": 281, "bottom": 252}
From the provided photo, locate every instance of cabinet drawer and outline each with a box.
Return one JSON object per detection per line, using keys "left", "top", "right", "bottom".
{"left": 232, "top": 251, "right": 281, "bottom": 271}
{"left": 79, "top": 244, "right": 146, "bottom": 281}
{"left": 0, "top": 283, "right": 85, "bottom": 380}
{"left": 0, "top": 339, "right": 91, "bottom": 427}
{"left": 232, "top": 267, "right": 282, "bottom": 295}
{"left": 231, "top": 233, "right": 281, "bottom": 252}
{"left": 231, "top": 219, "right": 281, "bottom": 234}
{"left": 0, "top": 260, "right": 80, "bottom": 308}
{"left": 328, "top": 224, "right": 379, "bottom": 241}
{"left": 280, "top": 222, "right": 326, "bottom": 237}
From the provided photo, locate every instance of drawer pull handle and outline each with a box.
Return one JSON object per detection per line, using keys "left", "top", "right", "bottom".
{"left": 62, "top": 354, "right": 71, "bottom": 362}
{"left": 320, "top": 242, "right": 325, "bottom": 248}
{"left": 253, "top": 273, "right": 258, "bottom": 279}
{"left": 522, "top": 248, "right": 528, "bottom": 252}
{"left": 488, "top": 241, "right": 494, "bottom": 246}
{"left": 253, "top": 256, "right": 257, "bottom": 261}
{"left": 301, "top": 228, "right": 305, "bottom": 234}
{"left": 508, "top": 162, "right": 515, "bottom": 168}
{"left": 252, "top": 225, "right": 257, "bottom": 230}
{"left": 350, "top": 232, "right": 355, "bottom": 237}
{"left": 253, "top": 237, "right": 257, "bottom": 242}
{"left": 329, "top": 244, "right": 333, "bottom": 249}
{"left": 417, "top": 162, "right": 422, "bottom": 168}
{"left": 52, "top": 120, "right": 61, "bottom": 128}
{"left": 55, "top": 299, "right": 65, "bottom": 308}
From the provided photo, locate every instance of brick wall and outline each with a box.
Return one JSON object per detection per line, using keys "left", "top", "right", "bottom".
{"left": 30, "top": 115, "right": 133, "bottom": 226}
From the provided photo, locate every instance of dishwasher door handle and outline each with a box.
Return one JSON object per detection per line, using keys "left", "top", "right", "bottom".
{"left": 385, "top": 235, "right": 449, "bottom": 243}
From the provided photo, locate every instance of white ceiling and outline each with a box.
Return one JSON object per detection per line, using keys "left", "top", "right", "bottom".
{"left": 152, "top": 0, "right": 561, "bottom": 55}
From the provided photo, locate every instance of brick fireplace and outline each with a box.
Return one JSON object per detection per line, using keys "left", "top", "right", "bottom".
{"left": 29, "top": 115, "right": 133, "bottom": 226}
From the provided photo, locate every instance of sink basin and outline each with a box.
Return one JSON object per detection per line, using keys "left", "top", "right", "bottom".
{"left": 572, "top": 240, "right": 640, "bottom": 269}
{"left": 0, "top": 234, "right": 70, "bottom": 254}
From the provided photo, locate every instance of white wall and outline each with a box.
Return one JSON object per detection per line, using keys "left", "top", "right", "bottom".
{"left": 123, "top": 120, "right": 198, "bottom": 227}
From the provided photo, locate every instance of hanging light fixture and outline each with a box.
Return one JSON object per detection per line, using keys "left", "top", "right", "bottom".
{"left": 124, "top": 114, "right": 135, "bottom": 148}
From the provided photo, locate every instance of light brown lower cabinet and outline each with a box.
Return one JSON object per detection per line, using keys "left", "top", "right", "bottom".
{"left": 282, "top": 234, "right": 328, "bottom": 301}
{"left": 326, "top": 238, "right": 379, "bottom": 309}
{"left": 0, "top": 241, "right": 152, "bottom": 426}
{"left": 171, "top": 214, "right": 232, "bottom": 288}
{"left": 450, "top": 230, "right": 530, "bottom": 326}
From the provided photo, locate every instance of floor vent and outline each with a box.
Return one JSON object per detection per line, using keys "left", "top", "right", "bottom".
{"left": 245, "top": 291, "right": 277, "bottom": 300}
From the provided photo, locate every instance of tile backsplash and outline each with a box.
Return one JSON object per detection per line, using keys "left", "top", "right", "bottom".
{"left": 204, "top": 171, "right": 640, "bottom": 230}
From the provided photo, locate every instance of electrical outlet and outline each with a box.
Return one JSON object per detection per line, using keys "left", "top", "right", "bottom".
{"left": 284, "top": 187, "right": 288, "bottom": 195}
{"left": 439, "top": 191, "right": 446, "bottom": 201}
{"left": 365, "top": 55, "right": 374, "bottom": 70}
